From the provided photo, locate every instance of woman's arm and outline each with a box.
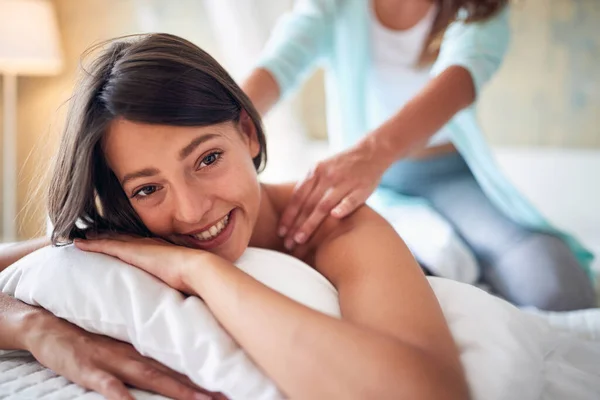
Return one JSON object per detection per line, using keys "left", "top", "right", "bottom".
{"left": 242, "top": 0, "right": 333, "bottom": 116}
{"left": 181, "top": 214, "right": 468, "bottom": 399}
{"left": 0, "top": 240, "right": 214, "bottom": 399}
{"left": 276, "top": 66, "right": 477, "bottom": 248}
{"left": 363, "top": 65, "right": 475, "bottom": 164}
{"left": 367, "top": 5, "right": 511, "bottom": 163}
{"left": 278, "top": 7, "right": 511, "bottom": 246}
{"left": 0, "top": 292, "right": 44, "bottom": 350}
{"left": 0, "top": 295, "right": 211, "bottom": 400}
{"left": 0, "top": 237, "right": 50, "bottom": 272}
{"left": 74, "top": 206, "right": 467, "bottom": 398}
{"left": 308, "top": 206, "right": 465, "bottom": 378}
{"left": 0, "top": 238, "right": 50, "bottom": 349}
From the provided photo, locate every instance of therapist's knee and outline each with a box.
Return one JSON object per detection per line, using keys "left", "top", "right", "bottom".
{"left": 491, "top": 233, "right": 597, "bottom": 311}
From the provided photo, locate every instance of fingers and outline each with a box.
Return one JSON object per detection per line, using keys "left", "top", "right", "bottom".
{"left": 288, "top": 186, "right": 349, "bottom": 246}
{"left": 74, "top": 238, "right": 128, "bottom": 261}
{"left": 143, "top": 356, "right": 212, "bottom": 395}
{"left": 331, "top": 191, "right": 363, "bottom": 218}
{"left": 74, "top": 239, "right": 150, "bottom": 275}
{"left": 74, "top": 237, "right": 150, "bottom": 268}
{"left": 112, "top": 358, "right": 211, "bottom": 400}
{"left": 74, "top": 236, "right": 190, "bottom": 291}
{"left": 278, "top": 172, "right": 318, "bottom": 238}
{"left": 283, "top": 181, "right": 328, "bottom": 249}
{"left": 85, "top": 231, "right": 143, "bottom": 241}
{"left": 31, "top": 318, "right": 213, "bottom": 400}
{"left": 80, "top": 369, "right": 134, "bottom": 400}
{"left": 107, "top": 331, "right": 217, "bottom": 399}
{"left": 79, "top": 361, "right": 212, "bottom": 400}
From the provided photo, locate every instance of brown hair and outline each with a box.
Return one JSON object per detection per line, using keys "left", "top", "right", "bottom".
{"left": 48, "top": 33, "right": 267, "bottom": 245}
{"left": 419, "top": 0, "right": 509, "bottom": 66}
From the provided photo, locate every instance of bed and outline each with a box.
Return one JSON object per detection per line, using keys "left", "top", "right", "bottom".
{"left": 1, "top": 147, "right": 599, "bottom": 399}
{"left": 492, "top": 148, "right": 600, "bottom": 283}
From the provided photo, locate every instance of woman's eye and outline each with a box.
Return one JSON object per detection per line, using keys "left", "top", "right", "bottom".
{"left": 134, "top": 186, "right": 157, "bottom": 198}
{"left": 198, "top": 152, "right": 222, "bottom": 169}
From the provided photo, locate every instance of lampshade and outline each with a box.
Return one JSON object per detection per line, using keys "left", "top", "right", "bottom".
{"left": 0, "top": 0, "right": 63, "bottom": 76}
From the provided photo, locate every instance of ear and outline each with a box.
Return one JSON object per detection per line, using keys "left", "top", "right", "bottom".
{"left": 239, "top": 109, "right": 261, "bottom": 159}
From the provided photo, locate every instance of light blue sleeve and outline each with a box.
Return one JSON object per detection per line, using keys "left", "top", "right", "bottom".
{"left": 431, "top": 6, "right": 511, "bottom": 97}
{"left": 256, "top": 0, "right": 334, "bottom": 99}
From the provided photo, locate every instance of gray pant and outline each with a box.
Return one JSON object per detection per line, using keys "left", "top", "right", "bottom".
{"left": 380, "top": 152, "right": 597, "bottom": 311}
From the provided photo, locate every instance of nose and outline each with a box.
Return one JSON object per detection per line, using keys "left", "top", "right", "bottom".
{"left": 171, "top": 182, "right": 213, "bottom": 226}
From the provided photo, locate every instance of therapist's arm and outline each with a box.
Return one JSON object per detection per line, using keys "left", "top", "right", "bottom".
{"left": 367, "top": 3, "right": 511, "bottom": 161}
{"left": 363, "top": 65, "right": 475, "bottom": 163}
{"left": 278, "top": 65, "right": 477, "bottom": 249}
{"left": 241, "top": 68, "right": 281, "bottom": 116}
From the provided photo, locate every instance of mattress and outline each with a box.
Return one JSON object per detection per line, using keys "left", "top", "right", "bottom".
{"left": 1, "top": 307, "right": 598, "bottom": 400}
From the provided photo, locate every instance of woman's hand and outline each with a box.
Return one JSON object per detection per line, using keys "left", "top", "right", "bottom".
{"left": 278, "top": 143, "right": 390, "bottom": 250}
{"left": 23, "top": 309, "right": 218, "bottom": 400}
{"left": 74, "top": 236, "right": 201, "bottom": 294}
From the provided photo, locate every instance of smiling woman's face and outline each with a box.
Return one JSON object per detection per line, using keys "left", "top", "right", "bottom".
{"left": 103, "top": 116, "right": 262, "bottom": 262}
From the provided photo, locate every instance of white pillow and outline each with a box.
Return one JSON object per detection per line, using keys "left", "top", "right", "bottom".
{"left": 2, "top": 245, "right": 594, "bottom": 400}
{"left": 0, "top": 246, "right": 337, "bottom": 400}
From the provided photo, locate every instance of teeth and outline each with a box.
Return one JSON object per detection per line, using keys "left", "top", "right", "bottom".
{"left": 193, "top": 213, "right": 230, "bottom": 241}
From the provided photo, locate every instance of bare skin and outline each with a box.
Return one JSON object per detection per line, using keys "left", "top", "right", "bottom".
{"left": 72, "top": 117, "right": 469, "bottom": 399}
{"left": 241, "top": 0, "right": 477, "bottom": 251}
{"left": 0, "top": 280, "right": 216, "bottom": 400}
{"left": 0, "top": 230, "right": 217, "bottom": 399}
{"left": 0, "top": 237, "right": 50, "bottom": 268}
{"left": 0, "top": 116, "right": 469, "bottom": 399}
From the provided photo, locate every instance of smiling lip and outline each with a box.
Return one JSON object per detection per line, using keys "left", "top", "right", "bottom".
{"left": 183, "top": 209, "right": 236, "bottom": 250}
{"left": 184, "top": 212, "right": 231, "bottom": 236}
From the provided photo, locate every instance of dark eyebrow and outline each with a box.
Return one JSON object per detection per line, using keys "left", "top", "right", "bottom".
{"left": 120, "top": 133, "right": 221, "bottom": 187}
{"left": 179, "top": 133, "right": 221, "bottom": 161}
{"left": 121, "top": 168, "right": 160, "bottom": 187}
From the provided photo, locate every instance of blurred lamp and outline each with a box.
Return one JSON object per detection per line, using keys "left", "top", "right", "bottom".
{"left": 0, "top": 0, "right": 63, "bottom": 240}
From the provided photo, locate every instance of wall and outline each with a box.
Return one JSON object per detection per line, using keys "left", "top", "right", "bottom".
{"left": 295, "top": 0, "right": 600, "bottom": 145}
{"left": 1, "top": 0, "right": 599, "bottom": 240}
{"left": 479, "top": 0, "right": 600, "bottom": 147}
{"left": 0, "top": 0, "right": 217, "bottom": 240}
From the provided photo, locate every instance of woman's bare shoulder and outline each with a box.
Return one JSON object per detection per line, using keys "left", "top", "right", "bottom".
{"left": 259, "top": 182, "right": 407, "bottom": 281}
{"left": 260, "top": 182, "right": 393, "bottom": 265}
{"left": 261, "top": 181, "right": 385, "bottom": 234}
{"left": 260, "top": 182, "right": 296, "bottom": 215}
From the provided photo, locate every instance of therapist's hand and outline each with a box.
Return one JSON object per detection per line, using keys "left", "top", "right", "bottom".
{"left": 279, "top": 143, "right": 390, "bottom": 250}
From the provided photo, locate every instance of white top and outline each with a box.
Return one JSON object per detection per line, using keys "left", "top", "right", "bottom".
{"left": 367, "top": 3, "right": 452, "bottom": 146}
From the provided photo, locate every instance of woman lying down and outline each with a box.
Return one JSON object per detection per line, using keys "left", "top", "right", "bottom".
{"left": 0, "top": 33, "right": 470, "bottom": 400}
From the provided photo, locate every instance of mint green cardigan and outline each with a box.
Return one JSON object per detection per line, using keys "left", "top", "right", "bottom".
{"left": 257, "top": 0, "right": 594, "bottom": 277}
